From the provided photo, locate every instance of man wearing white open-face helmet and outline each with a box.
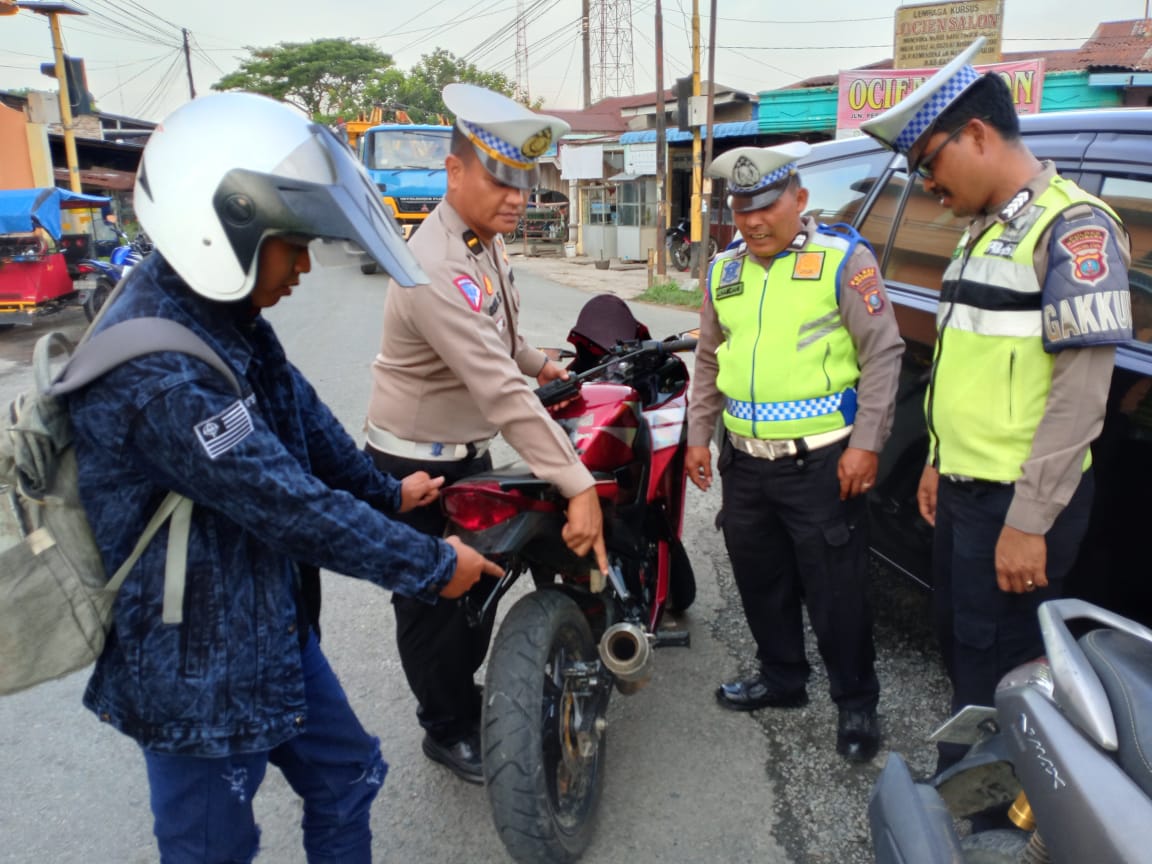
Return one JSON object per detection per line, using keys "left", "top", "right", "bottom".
{"left": 363, "top": 83, "right": 608, "bottom": 784}
{"left": 685, "top": 142, "right": 904, "bottom": 763}
{"left": 67, "top": 92, "right": 502, "bottom": 862}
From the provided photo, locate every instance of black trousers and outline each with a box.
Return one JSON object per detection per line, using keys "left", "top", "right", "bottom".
{"left": 365, "top": 445, "right": 494, "bottom": 744}
{"left": 933, "top": 469, "right": 1094, "bottom": 771}
{"left": 717, "top": 438, "right": 879, "bottom": 711}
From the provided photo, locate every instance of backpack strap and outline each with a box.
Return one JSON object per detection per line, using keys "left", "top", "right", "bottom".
{"left": 44, "top": 317, "right": 240, "bottom": 398}
{"left": 47, "top": 318, "right": 244, "bottom": 626}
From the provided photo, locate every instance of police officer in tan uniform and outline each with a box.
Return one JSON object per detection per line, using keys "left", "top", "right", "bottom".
{"left": 686, "top": 143, "right": 904, "bottom": 761}
{"left": 365, "top": 83, "right": 608, "bottom": 784}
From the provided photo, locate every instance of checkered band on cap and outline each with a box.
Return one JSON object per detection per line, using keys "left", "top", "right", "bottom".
{"left": 460, "top": 119, "right": 534, "bottom": 169}
{"left": 893, "top": 65, "right": 980, "bottom": 153}
{"left": 726, "top": 392, "right": 843, "bottom": 423}
{"left": 732, "top": 162, "right": 797, "bottom": 195}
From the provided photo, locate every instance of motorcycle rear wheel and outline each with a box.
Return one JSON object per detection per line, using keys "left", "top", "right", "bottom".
{"left": 83, "top": 276, "right": 114, "bottom": 322}
{"left": 483, "top": 590, "right": 605, "bottom": 864}
{"left": 671, "top": 240, "right": 690, "bottom": 272}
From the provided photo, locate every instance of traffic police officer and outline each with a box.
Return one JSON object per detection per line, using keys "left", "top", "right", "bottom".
{"left": 686, "top": 142, "right": 904, "bottom": 762}
{"left": 365, "top": 84, "right": 609, "bottom": 783}
{"left": 861, "top": 38, "right": 1133, "bottom": 770}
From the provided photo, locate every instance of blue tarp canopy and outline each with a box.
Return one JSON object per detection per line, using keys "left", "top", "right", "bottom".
{"left": 0, "top": 188, "right": 111, "bottom": 240}
{"left": 619, "top": 120, "right": 760, "bottom": 145}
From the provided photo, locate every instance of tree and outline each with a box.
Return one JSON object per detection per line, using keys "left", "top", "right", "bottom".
{"left": 366, "top": 49, "right": 516, "bottom": 124}
{"left": 212, "top": 39, "right": 393, "bottom": 121}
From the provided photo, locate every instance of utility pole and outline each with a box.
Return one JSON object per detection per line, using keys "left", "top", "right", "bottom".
{"left": 696, "top": 0, "right": 717, "bottom": 288}
{"left": 24, "top": 2, "right": 89, "bottom": 193}
{"left": 582, "top": 0, "right": 592, "bottom": 108}
{"left": 654, "top": 0, "right": 666, "bottom": 276}
{"left": 182, "top": 28, "right": 196, "bottom": 99}
{"left": 689, "top": 0, "right": 702, "bottom": 276}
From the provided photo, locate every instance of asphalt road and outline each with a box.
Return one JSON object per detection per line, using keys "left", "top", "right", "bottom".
{"left": 0, "top": 253, "right": 952, "bottom": 863}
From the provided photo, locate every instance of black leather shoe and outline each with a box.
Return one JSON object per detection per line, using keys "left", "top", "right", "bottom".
{"left": 422, "top": 733, "right": 484, "bottom": 785}
{"left": 836, "top": 708, "right": 880, "bottom": 763}
{"left": 715, "top": 676, "right": 808, "bottom": 711}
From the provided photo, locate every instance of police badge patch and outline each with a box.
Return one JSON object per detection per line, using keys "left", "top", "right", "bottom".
{"left": 195, "top": 396, "right": 255, "bottom": 460}
{"left": 454, "top": 275, "right": 484, "bottom": 311}
{"left": 715, "top": 258, "right": 744, "bottom": 299}
{"left": 848, "top": 266, "right": 885, "bottom": 315}
{"left": 1059, "top": 227, "right": 1109, "bottom": 284}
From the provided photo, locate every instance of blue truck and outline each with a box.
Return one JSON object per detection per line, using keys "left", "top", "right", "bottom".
{"left": 358, "top": 123, "right": 452, "bottom": 240}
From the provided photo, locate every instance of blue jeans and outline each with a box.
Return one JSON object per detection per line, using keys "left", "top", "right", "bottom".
{"left": 143, "top": 634, "right": 386, "bottom": 864}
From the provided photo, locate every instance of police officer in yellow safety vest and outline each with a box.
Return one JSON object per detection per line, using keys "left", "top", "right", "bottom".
{"left": 861, "top": 38, "right": 1133, "bottom": 772}
{"left": 686, "top": 143, "right": 904, "bottom": 762}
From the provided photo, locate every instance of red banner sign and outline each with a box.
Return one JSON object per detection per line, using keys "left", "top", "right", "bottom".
{"left": 836, "top": 59, "right": 1046, "bottom": 138}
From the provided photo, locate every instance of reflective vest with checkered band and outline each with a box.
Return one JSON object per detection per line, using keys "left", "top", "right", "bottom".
{"left": 928, "top": 176, "right": 1120, "bottom": 480}
{"left": 711, "top": 228, "right": 860, "bottom": 440}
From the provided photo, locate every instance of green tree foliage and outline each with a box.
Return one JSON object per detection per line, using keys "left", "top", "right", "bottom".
{"left": 212, "top": 39, "right": 394, "bottom": 122}
{"left": 366, "top": 49, "right": 515, "bottom": 122}
{"left": 211, "top": 42, "right": 518, "bottom": 125}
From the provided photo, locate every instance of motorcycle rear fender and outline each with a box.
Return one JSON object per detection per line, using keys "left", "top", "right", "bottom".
{"left": 931, "top": 733, "right": 1020, "bottom": 817}
{"left": 869, "top": 754, "right": 964, "bottom": 864}
{"left": 996, "top": 684, "right": 1152, "bottom": 864}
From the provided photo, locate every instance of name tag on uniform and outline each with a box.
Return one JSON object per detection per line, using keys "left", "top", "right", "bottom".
{"left": 715, "top": 258, "right": 744, "bottom": 299}
{"left": 792, "top": 251, "right": 825, "bottom": 280}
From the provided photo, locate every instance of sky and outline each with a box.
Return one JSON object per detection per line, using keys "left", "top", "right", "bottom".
{"left": 0, "top": 0, "right": 1149, "bottom": 122}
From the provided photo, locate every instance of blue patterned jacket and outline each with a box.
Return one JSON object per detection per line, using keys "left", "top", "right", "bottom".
{"left": 70, "top": 253, "right": 454, "bottom": 756}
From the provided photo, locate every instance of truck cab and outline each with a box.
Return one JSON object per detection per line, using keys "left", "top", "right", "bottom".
{"left": 358, "top": 124, "right": 452, "bottom": 238}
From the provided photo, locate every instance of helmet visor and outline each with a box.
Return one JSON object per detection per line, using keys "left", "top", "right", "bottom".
{"left": 213, "top": 124, "right": 428, "bottom": 287}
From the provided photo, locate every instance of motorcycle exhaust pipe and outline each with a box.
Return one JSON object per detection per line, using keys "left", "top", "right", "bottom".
{"left": 598, "top": 622, "right": 653, "bottom": 695}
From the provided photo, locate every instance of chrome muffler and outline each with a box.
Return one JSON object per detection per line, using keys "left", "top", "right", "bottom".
{"left": 598, "top": 622, "right": 653, "bottom": 694}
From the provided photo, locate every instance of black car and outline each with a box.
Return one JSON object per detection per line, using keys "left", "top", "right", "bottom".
{"left": 795, "top": 109, "right": 1152, "bottom": 625}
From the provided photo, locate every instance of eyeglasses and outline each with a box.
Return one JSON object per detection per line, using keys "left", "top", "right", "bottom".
{"left": 911, "top": 124, "right": 966, "bottom": 180}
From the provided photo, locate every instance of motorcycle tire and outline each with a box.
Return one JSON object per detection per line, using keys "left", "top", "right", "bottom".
{"left": 706, "top": 236, "right": 719, "bottom": 260}
{"left": 83, "top": 276, "right": 114, "bottom": 322}
{"left": 483, "top": 590, "right": 605, "bottom": 864}
{"left": 666, "top": 537, "right": 697, "bottom": 615}
{"left": 959, "top": 828, "right": 1030, "bottom": 863}
{"left": 671, "top": 240, "right": 690, "bottom": 272}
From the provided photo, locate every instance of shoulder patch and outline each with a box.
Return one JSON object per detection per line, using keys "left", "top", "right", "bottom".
{"left": 195, "top": 396, "right": 255, "bottom": 460}
{"left": 847, "top": 266, "right": 885, "bottom": 315}
{"left": 1059, "top": 227, "right": 1109, "bottom": 284}
{"left": 454, "top": 275, "right": 484, "bottom": 311}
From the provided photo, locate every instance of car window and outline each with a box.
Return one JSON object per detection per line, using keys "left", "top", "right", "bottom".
{"left": 877, "top": 173, "right": 968, "bottom": 292}
{"left": 799, "top": 150, "right": 891, "bottom": 227}
{"left": 1100, "top": 176, "right": 1152, "bottom": 345}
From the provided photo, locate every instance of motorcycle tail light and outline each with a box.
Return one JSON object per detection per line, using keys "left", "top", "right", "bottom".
{"left": 77, "top": 263, "right": 94, "bottom": 274}
{"left": 441, "top": 483, "right": 559, "bottom": 532}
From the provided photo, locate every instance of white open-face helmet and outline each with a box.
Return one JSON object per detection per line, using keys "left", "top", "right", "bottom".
{"left": 134, "top": 92, "right": 426, "bottom": 301}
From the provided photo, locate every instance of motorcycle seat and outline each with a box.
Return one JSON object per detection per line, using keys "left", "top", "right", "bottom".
{"left": 1082, "top": 628, "right": 1152, "bottom": 799}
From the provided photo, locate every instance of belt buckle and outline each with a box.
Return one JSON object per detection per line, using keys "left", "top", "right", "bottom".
{"left": 765, "top": 439, "right": 794, "bottom": 460}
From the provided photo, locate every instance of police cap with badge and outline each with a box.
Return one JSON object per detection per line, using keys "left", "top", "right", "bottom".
{"left": 442, "top": 83, "right": 571, "bottom": 190}
{"left": 859, "top": 37, "right": 986, "bottom": 163}
{"left": 707, "top": 142, "right": 812, "bottom": 212}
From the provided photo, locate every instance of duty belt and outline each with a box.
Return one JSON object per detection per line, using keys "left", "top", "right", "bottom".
{"left": 728, "top": 425, "right": 853, "bottom": 460}
{"left": 365, "top": 421, "right": 491, "bottom": 462}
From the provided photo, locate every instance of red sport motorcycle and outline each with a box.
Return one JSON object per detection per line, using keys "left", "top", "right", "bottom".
{"left": 440, "top": 295, "right": 698, "bottom": 863}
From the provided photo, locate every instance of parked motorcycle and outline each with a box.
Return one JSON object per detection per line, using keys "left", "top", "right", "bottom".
{"left": 666, "top": 216, "right": 692, "bottom": 271}
{"left": 869, "top": 598, "right": 1152, "bottom": 863}
{"left": 76, "top": 228, "right": 147, "bottom": 321}
{"left": 440, "top": 295, "right": 698, "bottom": 863}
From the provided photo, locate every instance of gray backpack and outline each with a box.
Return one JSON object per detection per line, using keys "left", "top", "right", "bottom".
{"left": 0, "top": 318, "right": 240, "bottom": 696}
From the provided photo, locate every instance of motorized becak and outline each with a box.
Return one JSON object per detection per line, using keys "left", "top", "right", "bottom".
{"left": 869, "top": 598, "right": 1152, "bottom": 863}
{"left": 440, "top": 295, "right": 698, "bottom": 863}
{"left": 0, "top": 187, "right": 112, "bottom": 327}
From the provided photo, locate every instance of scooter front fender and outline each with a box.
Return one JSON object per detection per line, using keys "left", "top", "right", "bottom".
{"left": 869, "top": 753, "right": 964, "bottom": 864}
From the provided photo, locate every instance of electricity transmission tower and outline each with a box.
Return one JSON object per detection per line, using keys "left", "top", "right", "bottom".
{"left": 514, "top": 0, "right": 530, "bottom": 102}
{"left": 590, "top": 0, "right": 634, "bottom": 102}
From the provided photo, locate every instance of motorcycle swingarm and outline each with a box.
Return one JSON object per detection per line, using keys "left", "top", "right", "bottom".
{"left": 869, "top": 753, "right": 965, "bottom": 864}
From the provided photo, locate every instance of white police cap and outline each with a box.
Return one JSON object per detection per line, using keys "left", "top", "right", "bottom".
{"left": 860, "top": 37, "right": 986, "bottom": 156}
{"left": 707, "top": 142, "right": 811, "bottom": 212}
{"left": 442, "top": 83, "right": 571, "bottom": 190}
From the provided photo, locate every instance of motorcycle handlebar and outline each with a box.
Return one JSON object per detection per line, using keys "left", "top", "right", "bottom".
{"left": 534, "top": 336, "right": 697, "bottom": 407}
